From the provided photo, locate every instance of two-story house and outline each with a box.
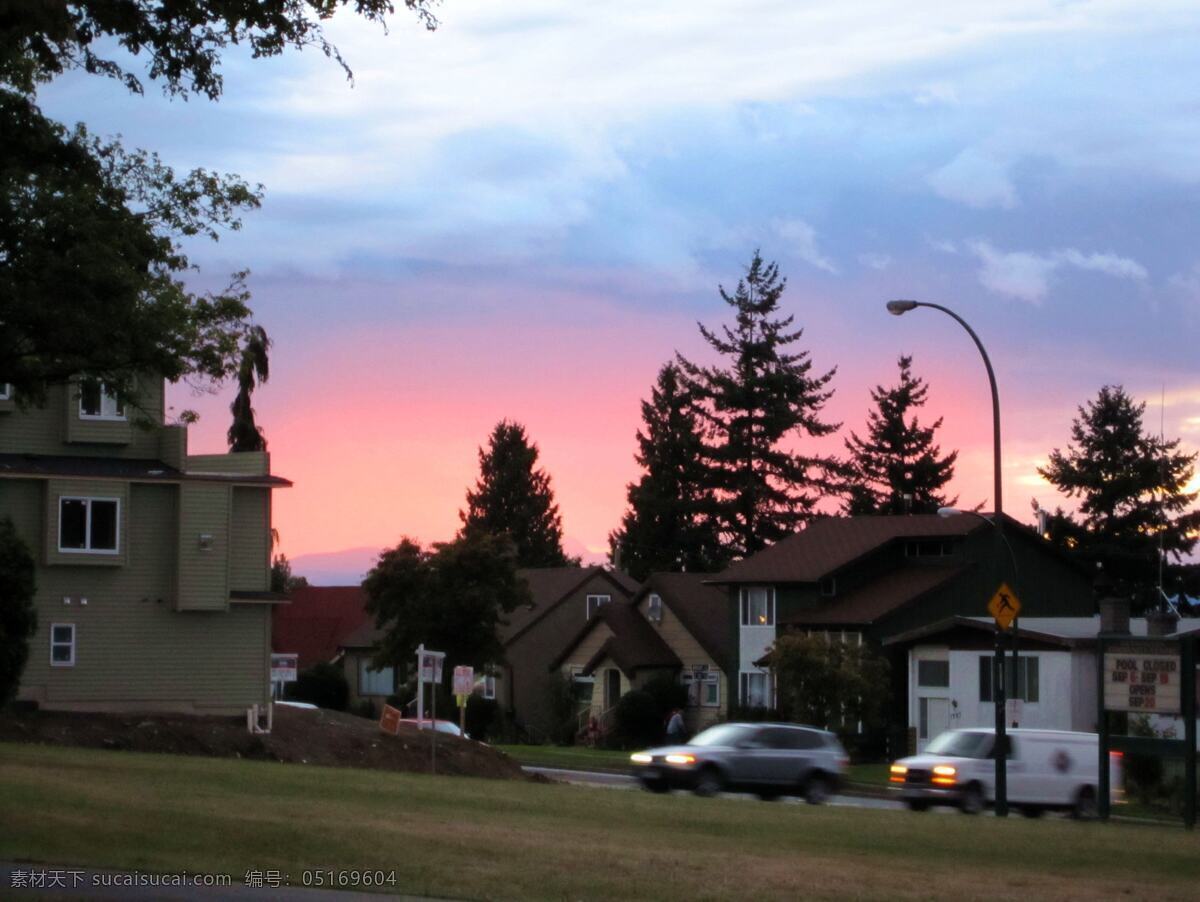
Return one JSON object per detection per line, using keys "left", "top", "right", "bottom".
{"left": 1, "top": 377, "right": 290, "bottom": 714}
{"left": 707, "top": 514, "right": 1095, "bottom": 737}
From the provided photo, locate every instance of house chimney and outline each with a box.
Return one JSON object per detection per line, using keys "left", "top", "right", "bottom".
{"left": 1146, "top": 609, "right": 1179, "bottom": 637}
{"left": 1096, "top": 568, "right": 1130, "bottom": 635}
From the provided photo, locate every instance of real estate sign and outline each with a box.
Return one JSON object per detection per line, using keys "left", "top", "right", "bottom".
{"left": 270, "top": 653, "right": 298, "bottom": 684}
{"left": 1104, "top": 645, "right": 1182, "bottom": 714}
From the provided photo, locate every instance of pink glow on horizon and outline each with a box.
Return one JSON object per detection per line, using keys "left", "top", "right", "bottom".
{"left": 174, "top": 294, "right": 1198, "bottom": 567}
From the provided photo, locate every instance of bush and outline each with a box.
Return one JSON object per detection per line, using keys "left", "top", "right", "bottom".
{"left": 465, "top": 694, "right": 499, "bottom": 742}
{"left": 642, "top": 673, "right": 688, "bottom": 719}
{"left": 0, "top": 518, "right": 37, "bottom": 705}
{"left": 611, "top": 689, "right": 661, "bottom": 748}
{"left": 545, "top": 670, "right": 581, "bottom": 745}
{"left": 286, "top": 662, "right": 349, "bottom": 711}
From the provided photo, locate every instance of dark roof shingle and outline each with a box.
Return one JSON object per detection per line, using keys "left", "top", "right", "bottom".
{"left": 272, "top": 586, "right": 370, "bottom": 669}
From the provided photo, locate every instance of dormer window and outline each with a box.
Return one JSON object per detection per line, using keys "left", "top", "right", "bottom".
{"left": 586, "top": 594, "right": 611, "bottom": 618}
{"left": 647, "top": 593, "right": 663, "bottom": 623}
{"left": 906, "top": 539, "right": 950, "bottom": 558}
{"left": 740, "top": 587, "right": 775, "bottom": 627}
{"left": 79, "top": 381, "right": 125, "bottom": 420}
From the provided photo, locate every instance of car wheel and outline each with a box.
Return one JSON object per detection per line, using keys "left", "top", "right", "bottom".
{"left": 906, "top": 800, "right": 929, "bottom": 813}
{"left": 1071, "top": 786, "right": 1098, "bottom": 821}
{"left": 959, "top": 783, "right": 985, "bottom": 815}
{"left": 693, "top": 767, "right": 724, "bottom": 798}
{"left": 803, "top": 773, "right": 832, "bottom": 805}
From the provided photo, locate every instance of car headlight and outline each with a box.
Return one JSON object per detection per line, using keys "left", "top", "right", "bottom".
{"left": 630, "top": 752, "right": 652, "bottom": 764}
{"left": 664, "top": 753, "right": 696, "bottom": 766}
{"left": 888, "top": 763, "right": 907, "bottom": 783}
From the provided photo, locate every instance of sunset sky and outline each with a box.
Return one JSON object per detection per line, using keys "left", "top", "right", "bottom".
{"left": 40, "top": 2, "right": 1200, "bottom": 583}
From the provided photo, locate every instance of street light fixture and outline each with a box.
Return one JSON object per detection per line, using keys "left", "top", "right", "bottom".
{"left": 887, "top": 299, "right": 1011, "bottom": 817}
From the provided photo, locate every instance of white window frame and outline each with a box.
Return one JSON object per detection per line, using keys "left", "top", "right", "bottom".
{"left": 647, "top": 593, "right": 663, "bottom": 623}
{"left": 58, "top": 496, "right": 121, "bottom": 555}
{"left": 683, "top": 667, "right": 720, "bottom": 708}
{"left": 78, "top": 381, "right": 126, "bottom": 421}
{"left": 740, "top": 587, "right": 775, "bottom": 627}
{"left": 50, "top": 623, "right": 75, "bottom": 667}
{"left": 739, "top": 670, "right": 773, "bottom": 708}
{"left": 586, "top": 594, "right": 611, "bottom": 619}
{"left": 358, "top": 659, "right": 394, "bottom": 696}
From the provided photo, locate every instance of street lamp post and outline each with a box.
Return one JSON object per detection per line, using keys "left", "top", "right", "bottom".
{"left": 887, "top": 299, "right": 1011, "bottom": 817}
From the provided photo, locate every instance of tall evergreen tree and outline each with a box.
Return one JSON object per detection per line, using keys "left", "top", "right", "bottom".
{"left": 677, "top": 252, "right": 839, "bottom": 559}
{"left": 1038, "top": 385, "right": 1199, "bottom": 610}
{"left": 227, "top": 324, "right": 270, "bottom": 452}
{"left": 609, "top": 363, "right": 723, "bottom": 579}
{"left": 842, "top": 355, "right": 958, "bottom": 515}
{"left": 460, "top": 420, "right": 572, "bottom": 568}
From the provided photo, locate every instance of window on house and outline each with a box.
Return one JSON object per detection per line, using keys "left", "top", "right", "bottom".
{"left": 0, "top": 383, "right": 10, "bottom": 400}
{"left": 59, "top": 497, "right": 120, "bottom": 553}
{"left": 918, "top": 696, "right": 929, "bottom": 739}
{"left": 647, "top": 593, "right": 663, "bottom": 623}
{"left": 906, "top": 539, "right": 950, "bottom": 558}
{"left": 681, "top": 667, "right": 720, "bottom": 707}
{"left": 569, "top": 666, "right": 595, "bottom": 706}
{"left": 739, "top": 671, "right": 772, "bottom": 708}
{"left": 979, "top": 655, "right": 1039, "bottom": 703}
{"left": 740, "top": 587, "right": 774, "bottom": 626}
{"left": 586, "top": 594, "right": 611, "bottom": 619}
{"left": 50, "top": 624, "right": 75, "bottom": 666}
{"left": 79, "top": 381, "right": 125, "bottom": 419}
{"left": 819, "top": 576, "right": 836, "bottom": 597}
{"left": 358, "top": 660, "right": 395, "bottom": 696}
{"left": 917, "top": 660, "right": 950, "bottom": 688}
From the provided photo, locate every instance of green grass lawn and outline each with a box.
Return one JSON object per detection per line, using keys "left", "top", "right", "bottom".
{"left": 4, "top": 742, "right": 1199, "bottom": 901}
{"left": 493, "top": 743, "right": 634, "bottom": 773}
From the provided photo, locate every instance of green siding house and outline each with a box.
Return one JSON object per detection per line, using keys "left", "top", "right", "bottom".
{"left": 1, "top": 378, "right": 290, "bottom": 714}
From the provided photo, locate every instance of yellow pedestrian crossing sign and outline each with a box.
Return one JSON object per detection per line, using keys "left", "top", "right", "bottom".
{"left": 987, "top": 583, "right": 1021, "bottom": 630}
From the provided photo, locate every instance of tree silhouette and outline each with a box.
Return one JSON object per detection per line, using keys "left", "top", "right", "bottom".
{"left": 610, "top": 362, "right": 723, "bottom": 579}
{"left": 842, "top": 355, "right": 957, "bottom": 515}
{"left": 461, "top": 420, "right": 573, "bottom": 568}
{"left": 227, "top": 325, "right": 270, "bottom": 452}
{"left": 678, "top": 252, "right": 839, "bottom": 559}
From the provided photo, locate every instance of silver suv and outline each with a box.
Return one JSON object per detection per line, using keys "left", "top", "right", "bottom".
{"left": 630, "top": 722, "right": 848, "bottom": 803}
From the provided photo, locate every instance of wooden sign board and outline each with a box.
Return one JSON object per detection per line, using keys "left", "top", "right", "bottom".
{"left": 379, "top": 704, "right": 403, "bottom": 735}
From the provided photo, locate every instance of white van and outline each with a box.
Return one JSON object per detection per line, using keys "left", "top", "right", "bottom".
{"left": 889, "top": 728, "right": 1123, "bottom": 817}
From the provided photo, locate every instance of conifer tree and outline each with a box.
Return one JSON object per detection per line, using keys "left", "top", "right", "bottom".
{"left": 609, "top": 363, "right": 723, "bottom": 579}
{"left": 842, "top": 355, "right": 957, "bottom": 515}
{"left": 678, "top": 252, "right": 839, "bottom": 558}
{"left": 1038, "top": 385, "right": 1199, "bottom": 610}
{"left": 460, "top": 420, "right": 572, "bottom": 568}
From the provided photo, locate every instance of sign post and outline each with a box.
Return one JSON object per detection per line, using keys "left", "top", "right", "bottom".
{"left": 453, "top": 665, "right": 474, "bottom": 737}
{"left": 269, "top": 653, "right": 298, "bottom": 700}
{"left": 986, "top": 583, "right": 1021, "bottom": 818}
{"left": 415, "top": 644, "right": 446, "bottom": 774}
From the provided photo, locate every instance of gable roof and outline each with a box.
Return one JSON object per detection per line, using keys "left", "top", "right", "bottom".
{"left": 780, "top": 566, "right": 967, "bottom": 628}
{"left": 500, "top": 566, "right": 635, "bottom": 645}
{"left": 570, "top": 602, "right": 681, "bottom": 677}
{"left": 708, "top": 514, "right": 990, "bottom": 584}
{"left": 636, "top": 572, "right": 732, "bottom": 671}
{"left": 271, "top": 586, "right": 370, "bottom": 669}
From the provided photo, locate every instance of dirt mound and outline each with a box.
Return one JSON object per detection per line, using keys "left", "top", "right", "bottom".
{"left": 0, "top": 706, "right": 528, "bottom": 780}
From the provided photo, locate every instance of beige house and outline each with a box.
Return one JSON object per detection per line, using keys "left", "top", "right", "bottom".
{"left": 2, "top": 377, "right": 289, "bottom": 714}
{"left": 498, "top": 566, "right": 640, "bottom": 740}
{"left": 552, "top": 572, "right": 732, "bottom": 735}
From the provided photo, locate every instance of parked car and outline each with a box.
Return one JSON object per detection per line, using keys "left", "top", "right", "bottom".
{"left": 397, "top": 718, "right": 469, "bottom": 739}
{"left": 629, "top": 722, "right": 848, "bottom": 803}
{"left": 890, "top": 728, "right": 1123, "bottom": 817}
